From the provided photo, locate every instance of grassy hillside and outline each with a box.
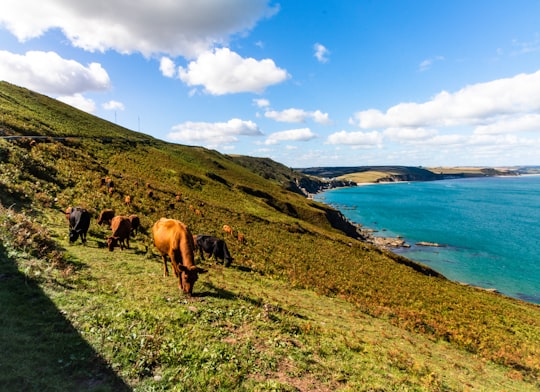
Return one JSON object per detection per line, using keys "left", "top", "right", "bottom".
{"left": 1, "top": 81, "right": 540, "bottom": 391}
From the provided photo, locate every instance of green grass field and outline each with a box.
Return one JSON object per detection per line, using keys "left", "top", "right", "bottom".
{"left": 1, "top": 81, "right": 540, "bottom": 391}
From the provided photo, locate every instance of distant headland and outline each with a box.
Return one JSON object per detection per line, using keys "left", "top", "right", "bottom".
{"left": 293, "top": 165, "right": 540, "bottom": 195}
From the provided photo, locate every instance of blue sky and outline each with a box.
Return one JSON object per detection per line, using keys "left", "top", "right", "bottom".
{"left": 1, "top": 1, "right": 540, "bottom": 168}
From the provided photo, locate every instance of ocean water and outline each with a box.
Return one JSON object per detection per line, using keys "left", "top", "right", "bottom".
{"left": 314, "top": 175, "right": 540, "bottom": 304}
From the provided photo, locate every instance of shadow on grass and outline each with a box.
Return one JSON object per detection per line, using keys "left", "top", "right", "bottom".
{"left": 0, "top": 242, "right": 131, "bottom": 392}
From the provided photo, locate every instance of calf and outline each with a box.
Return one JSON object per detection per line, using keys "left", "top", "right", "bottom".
{"left": 195, "top": 235, "right": 233, "bottom": 267}
{"left": 107, "top": 215, "right": 131, "bottom": 251}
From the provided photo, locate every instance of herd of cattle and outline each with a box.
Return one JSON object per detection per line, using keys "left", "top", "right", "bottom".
{"left": 65, "top": 206, "right": 235, "bottom": 295}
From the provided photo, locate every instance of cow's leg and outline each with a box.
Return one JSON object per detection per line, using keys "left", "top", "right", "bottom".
{"left": 162, "top": 255, "right": 169, "bottom": 277}
{"left": 169, "top": 250, "right": 182, "bottom": 278}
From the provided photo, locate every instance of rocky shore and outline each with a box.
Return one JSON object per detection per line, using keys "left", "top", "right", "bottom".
{"left": 351, "top": 224, "right": 447, "bottom": 250}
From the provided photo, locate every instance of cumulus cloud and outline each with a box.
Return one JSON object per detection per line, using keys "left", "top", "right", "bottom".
{"left": 0, "top": 50, "right": 110, "bottom": 95}
{"left": 57, "top": 93, "right": 96, "bottom": 113}
{"left": 313, "top": 43, "right": 330, "bottom": 63}
{"left": 0, "top": 0, "right": 279, "bottom": 58}
{"left": 264, "top": 108, "right": 331, "bottom": 124}
{"left": 351, "top": 70, "right": 540, "bottom": 132}
{"left": 160, "top": 57, "right": 177, "bottom": 78}
{"left": 102, "top": 100, "right": 125, "bottom": 111}
{"left": 264, "top": 128, "right": 317, "bottom": 145}
{"left": 326, "top": 130, "right": 383, "bottom": 147}
{"left": 168, "top": 118, "right": 263, "bottom": 146}
{"left": 178, "top": 48, "right": 289, "bottom": 95}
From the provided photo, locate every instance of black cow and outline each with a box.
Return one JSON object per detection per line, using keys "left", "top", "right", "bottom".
{"left": 68, "top": 207, "right": 91, "bottom": 244}
{"left": 194, "top": 235, "right": 233, "bottom": 267}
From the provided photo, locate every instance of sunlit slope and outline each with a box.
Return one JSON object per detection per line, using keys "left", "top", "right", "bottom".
{"left": 1, "top": 81, "right": 539, "bottom": 388}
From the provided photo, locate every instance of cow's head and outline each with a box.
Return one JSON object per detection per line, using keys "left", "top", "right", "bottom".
{"left": 178, "top": 265, "right": 207, "bottom": 295}
{"left": 107, "top": 236, "right": 118, "bottom": 251}
{"left": 69, "top": 230, "right": 78, "bottom": 243}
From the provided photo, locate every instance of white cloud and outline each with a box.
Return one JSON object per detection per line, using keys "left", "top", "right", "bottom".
{"left": 178, "top": 48, "right": 289, "bottom": 95}
{"left": 0, "top": 50, "right": 110, "bottom": 95}
{"left": 511, "top": 34, "right": 540, "bottom": 55}
{"left": 313, "top": 43, "right": 330, "bottom": 63}
{"left": 57, "top": 93, "right": 96, "bottom": 113}
{"left": 168, "top": 118, "right": 263, "bottom": 146}
{"left": 419, "top": 56, "right": 444, "bottom": 72}
{"left": 253, "top": 98, "right": 270, "bottom": 108}
{"left": 264, "top": 128, "right": 317, "bottom": 145}
{"left": 102, "top": 100, "right": 125, "bottom": 111}
{"left": 264, "top": 108, "right": 331, "bottom": 124}
{"left": 326, "top": 130, "right": 383, "bottom": 147}
{"left": 311, "top": 110, "right": 331, "bottom": 124}
{"left": 474, "top": 113, "right": 540, "bottom": 135}
{"left": 0, "top": 0, "right": 279, "bottom": 58}
{"left": 383, "top": 127, "right": 438, "bottom": 142}
{"left": 160, "top": 56, "right": 177, "bottom": 78}
{"left": 351, "top": 70, "right": 540, "bottom": 130}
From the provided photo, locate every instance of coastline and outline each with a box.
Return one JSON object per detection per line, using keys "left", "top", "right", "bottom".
{"left": 312, "top": 175, "right": 540, "bottom": 304}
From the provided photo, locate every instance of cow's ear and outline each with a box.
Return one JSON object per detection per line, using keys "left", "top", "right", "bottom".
{"left": 195, "top": 267, "right": 208, "bottom": 274}
{"left": 178, "top": 265, "right": 189, "bottom": 272}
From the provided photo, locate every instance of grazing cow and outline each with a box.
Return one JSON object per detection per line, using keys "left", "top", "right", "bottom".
{"left": 194, "top": 235, "right": 233, "bottom": 267}
{"left": 128, "top": 214, "right": 140, "bottom": 237}
{"left": 124, "top": 195, "right": 131, "bottom": 205}
{"left": 105, "top": 177, "right": 114, "bottom": 189}
{"left": 152, "top": 218, "right": 207, "bottom": 295}
{"left": 97, "top": 209, "right": 115, "bottom": 226}
{"left": 222, "top": 224, "right": 234, "bottom": 236}
{"left": 68, "top": 207, "right": 91, "bottom": 244}
{"left": 237, "top": 232, "right": 246, "bottom": 244}
{"left": 107, "top": 216, "right": 131, "bottom": 251}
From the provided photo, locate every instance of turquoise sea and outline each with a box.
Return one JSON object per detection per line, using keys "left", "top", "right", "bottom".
{"left": 314, "top": 175, "right": 540, "bottom": 304}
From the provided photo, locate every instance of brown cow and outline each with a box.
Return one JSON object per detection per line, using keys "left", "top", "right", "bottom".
{"left": 128, "top": 214, "right": 140, "bottom": 237}
{"left": 64, "top": 206, "right": 72, "bottom": 221}
{"left": 97, "top": 209, "right": 115, "bottom": 226}
{"left": 107, "top": 216, "right": 131, "bottom": 251}
{"left": 222, "top": 224, "right": 234, "bottom": 236}
{"left": 152, "top": 218, "right": 207, "bottom": 295}
{"left": 237, "top": 232, "right": 246, "bottom": 244}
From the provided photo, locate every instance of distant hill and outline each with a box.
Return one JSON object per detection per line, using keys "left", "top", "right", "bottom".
{"left": 298, "top": 165, "right": 520, "bottom": 184}
{"left": 1, "top": 81, "right": 540, "bottom": 390}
